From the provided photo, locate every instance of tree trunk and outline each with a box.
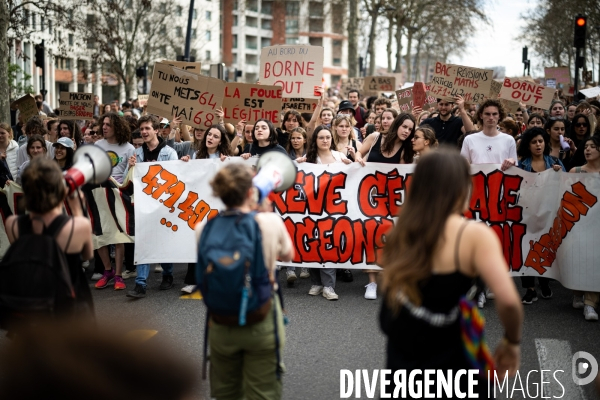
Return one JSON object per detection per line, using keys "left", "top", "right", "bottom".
{"left": 367, "top": 10, "right": 378, "bottom": 76}
{"left": 0, "top": 0, "right": 10, "bottom": 123}
{"left": 386, "top": 13, "right": 393, "bottom": 73}
{"left": 405, "top": 31, "right": 413, "bottom": 82}
{"left": 413, "top": 38, "right": 422, "bottom": 82}
{"left": 347, "top": 0, "right": 358, "bottom": 77}
{"left": 394, "top": 21, "right": 402, "bottom": 73}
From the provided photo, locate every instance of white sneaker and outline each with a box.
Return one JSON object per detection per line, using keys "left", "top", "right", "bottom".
{"left": 573, "top": 296, "right": 585, "bottom": 309}
{"left": 122, "top": 270, "right": 137, "bottom": 279}
{"left": 154, "top": 265, "right": 163, "bottom": 273}
{"left": 91, "top": 273, "right": 103, "bottom": 281}
{"left": 323, "top": 286, "right": 339, "bottom": 300}
{"left": 485, "top": 288, "right": 495, "bottom": 300}
{"left": 364, "top": 282, "right": 377, "bottom": 300}
{"left": 584, "top": 305, "right": 599, "bottom": 321}
{"left": 181, "top": 285, "right": 196, "bottom": 294}
{"left": 82, "top": 261, "right": 90, "bottom": 268}
{"left": 286, "top": 270, "right": 297, "bottom": 283}
{"left": 299, "top": 268, "right": 310, "bottom": 278}
{"left": 308, "top": 285, "right": 323, "bottom": 296}
{"left": 477, "top": 292, "right": 486, "bottom": 308}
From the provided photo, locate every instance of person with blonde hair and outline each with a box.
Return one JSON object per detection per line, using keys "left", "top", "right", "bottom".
{"left": 411, "top": 125, "right": 438, "bottom": 162}
{"left": 332, "top": 114, "right": 358, "bottom": 161}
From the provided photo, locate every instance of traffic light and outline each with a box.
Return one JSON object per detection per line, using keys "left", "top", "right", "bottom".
{"left": 34, "top": 41, "right": 45, "bottom": 68}
{"left": 574, "top": 15, "right": 587, "bottom": 48}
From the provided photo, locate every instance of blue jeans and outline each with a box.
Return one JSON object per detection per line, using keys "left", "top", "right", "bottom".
{"left": 135, "top": 263, "right": 173, "bottom": 288}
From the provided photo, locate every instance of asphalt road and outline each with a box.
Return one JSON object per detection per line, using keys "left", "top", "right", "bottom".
{"left": 3, "top": 262, "right": 600, "bottom": 400}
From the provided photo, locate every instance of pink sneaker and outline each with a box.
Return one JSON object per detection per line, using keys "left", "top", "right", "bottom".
{"left": 95, "top": 269, "right": 115, "bottom": 289}
{"left": 114, "top": 276, "right": 126, "bottom": 290}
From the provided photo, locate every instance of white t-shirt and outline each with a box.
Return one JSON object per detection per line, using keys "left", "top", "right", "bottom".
{"left": 460, "top": 131, "right": 517, "bottom": 164}
{"left": 94, "top": 139, "right": 135, "bottom": 183}
{"left": 16, "top": 140, "right": 55, "bottom": 168}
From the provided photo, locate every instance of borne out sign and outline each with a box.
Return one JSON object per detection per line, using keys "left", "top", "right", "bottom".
{"left": 499, "top": 77, "right": 555, "bottom": 110}
{"left": 260, "top": 45, "right": 324, "bottom": 98}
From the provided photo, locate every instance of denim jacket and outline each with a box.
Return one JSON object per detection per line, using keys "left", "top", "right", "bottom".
{"left": 518, "top": 155, "right": 565, "bottom": 172}
{"left": 123, "top": 145, "right": 178, "bottom": 178}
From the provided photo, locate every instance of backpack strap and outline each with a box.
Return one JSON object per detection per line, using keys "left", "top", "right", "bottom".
{"left": 44, "top": 215, "right": 72, "bottom": 239}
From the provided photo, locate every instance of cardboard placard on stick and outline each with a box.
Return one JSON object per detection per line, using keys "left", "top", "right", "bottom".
{"left": 147, "top": 63, "right": 225, "bottom": 129}
{"left": 412, "top": 82, "right": 427, "bottom": 109}
{"left": 340, "top": 77, "right": 364, "bottom": 96}
{"left": 11, "top": 94, "right": 38, "bottom": 123}
{"left": 161, "top": 60, "right": 202, "bottom": 73}
{"left": 499, "top": 77, "right": 555, "bottom": 110}
{"left": 222, "top": 83, "right": 282, "bottom": 125}
{"left": 363, "top": 76, "right": 396, "bottom": 96}
{"left": 137, "top": 94, "right": 149, "bottom": 107}
{"left": 260, "top": 45, "right": 324, "bottom": 98}
{"left": 544, "top": 67, "right": 570, "bottom": 85}
{"left": 429, "top": 62, "right": 493, "bottom": 104}
{"left": 488, "top": 80, "right": 502, "bottom": 99}
{"left": 281, "top": 98, "right": 320, "bottom": 112}
{"left": 57, "top": 92, "right": 94, "bottom": 120}
{"left": 395, "top": 84, "right": 436, "bottom": 113}
{"left": 500, "top": 99, "right": 521, "bottom": 114}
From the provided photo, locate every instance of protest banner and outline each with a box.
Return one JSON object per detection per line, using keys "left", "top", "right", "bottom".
{"left": 137, "top": 94, "right": 149, "bottom": 107}
{"left": 147, "top": 62, "right": 225, "bottom": 129}
{"left": 282, "top": 97, "right": 320, "bottom": 112}
{"left": 11, "top": 94, "right": 39, "bottom": 123}
{"left": 260, "top": 45, "right": 324, "bottom": 98}
{"left": 161, "top": 60, "right": 202, "bottom": 73}
{"left": 126, "top": 160, "right": 600, "bottom": 292}
{"left": 57, "top": 92, "right": 95, "bottom": 120}
{"left": 499, "top": 77, "right": 555, "bottom": 110}
{"left": 395, "top": 84, "right": 436, "bottom": 112}
{"left": 544, "top": 67, "right": 571, "bottom": 85}
{"left": 429, "top": 62, "right": 494, "bottom": 104}
{"left": 340, "top": 77, "right": 364, "bottom": 96}
{"left": 222, "top": 82, "right": 282, "bottom": 125}
{"left": 579, "top": 86, "right": 600, "bottom": 99}
{"left": 363, "top": 76, "right": 396, "bottom": 96}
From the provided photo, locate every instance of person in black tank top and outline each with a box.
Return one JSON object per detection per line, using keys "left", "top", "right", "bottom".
{"left": 379, "top": 149, "right": 523, "bottom": 398}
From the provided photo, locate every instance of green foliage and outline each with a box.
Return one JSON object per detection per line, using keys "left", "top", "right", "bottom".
{"left": 7, "top": 63, "right": 33, "bottom": 100}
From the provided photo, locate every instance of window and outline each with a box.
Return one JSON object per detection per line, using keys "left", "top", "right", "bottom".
{"left": 247, "top": 16, "right": 257, "bottom": 27}
{"left": 65, "top": 58, "right": 71, "bottom": 70}
{"left": 193, "top": 9, "right": 197, "bottom": 19}
{"left": 285, "top": 19, "right": 298, "bottom": 34}
{"left": 205, "top": 50, "right": 211, "bottom": 60}
{"left": 160, "top": 46, "right": 167, "bottom": 57}
{"left": 285, "top": 37, "right": 299, "bottom": 44}
{"left": 23, "top": 10, "right": 29, "bottom": 27}
{"left": 261, "top": 37, "right": 271, "bottom": 48}
{"left": 332, "top": 8, "right": 344, "bottom": 34}
{"left": 87, "top": 38, "right": 95, "bottom": 49}
{"left": 261, "top": 19, "right": 271, "bottom": 30}
{"left": 286, "top": 1, "right": 299, "bottom": 15}
{"left": 176, "top": 6, "right": 182, "bottom": 16}
{"left": 309, "top": 19, "right": 323, "bottom": 32}
{"left": 58, "top": 30, "right": 62, "bottom": 43}
{"left": 205, "top": 11, "right": 211, "bottom": 20}
{"left": 309, "top": 1, "right": 323, "bottom": 16}
{"left": 31, "top": 13, "right": 36, "bottom": 29}
{"left": 160, "top": 25, "right": 166, "bottom": 35}
{"left": 68, "top": 34, "right": 74, "bottom": 46}
{"left": 159, "top": 3, "right": 167, "bottom": 13}
{"left": 125, "top": 0, "right": 132, "bottom": 8}
{"left": 261, "top": 1, "right": 272, "bottom": 14}
{"left": 40, "top": 16, "right": 45, "bottom": 31}
{"left": 86, "top": 14, "right": 95, "bottom": 25}
{"left": 176, "top": 27, "right": 183, "bottom": 37}
{"left": 332, "top": 40, "right": 342, "bottom": 66}
{"left": 246, "top": 35, "right": 257, "bottom": 50}
{"left": 309, "top": 37, "right": 322, "bottom": 47}
{"left": 233, "top": 15, "right": 238, "bottom": 26}
{"left": 125, "top": 19, "right": 133, "bottom": 31}
{"left": 48, "top": 19, "right": 52, "bottom": 34}
{"left": 192, "top": 29, "right": 197, "bottom": 39}
{"left": 233, "top": 34, "right": 238, "bottom": 48}
{"left": 205, "top": 30, "right": 211, "bottom": 41}
{"left": 246, "top": 0, "right": 258, "bottom": 12}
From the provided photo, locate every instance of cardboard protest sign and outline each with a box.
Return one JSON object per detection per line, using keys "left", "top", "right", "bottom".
{"left": 499, "top": 77, "right": 555, "bottom": 110}
{"left": 500, "top": 99, "right": 521, "bottom": 114}
{"left": 395, "top": 85, "right": 436, "bottom": 113}
{"left": 488, "top": 80, "right": 502, "bottom": 99}
{"left": 137, "top": 94, "right": 149, "bottom": 107}
{"left": 340, "top": 77, "right": 364, "bottom": 96}
{"left": 222, "top": 83, "right": 282, "bottom": 125}
{"left": 147, "top": 63, "right": 225, "bottom": 129}
{"left": 363, "top": 76, "right": 396, "bottom": 96}
{"left": 412, "top": 82, "right": 427, "bottom": 109}
{"left": 281, "top": 98, "right": 320, "bottom": 112}
{"left": 11, "top": 94, "right": 38, "bottom": 123}
{"left": 57, "top": 92, "right": 94, "bottom": 120}
{"left": 546, "top": 79, "right": 557, "bottom": 89}
{"left": 429, "top": 62, "right": 493, "bottom": 104}
{"left": 579, "top": 86, "right": 600, "bottom": 99}
{"left": 544, "top": 67, "right": 570, "bottom": 85}
{"left": 161, "top": 60, "right": 202, "bottom": 73}
{"left": 260, "top": 45, "right": 324, "bottom": 98}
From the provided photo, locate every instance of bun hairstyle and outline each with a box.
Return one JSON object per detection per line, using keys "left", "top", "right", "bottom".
{"left": 21, "top": 157, "right": 66, "bottom": 214}
{"left": 416, "top": 125, "right": 438, "bottom": 148}
{"left": 210, "top": 163, "right": 253, "bottom": 208}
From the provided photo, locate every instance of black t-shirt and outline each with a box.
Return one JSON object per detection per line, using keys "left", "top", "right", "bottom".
{"left": 420, "top": 115, "right": 464, "bottom": 147}
{"left": 245, "top": 142, "right": 288, "bottom": 157}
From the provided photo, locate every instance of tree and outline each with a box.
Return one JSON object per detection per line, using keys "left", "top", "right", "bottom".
{"left": 347, "top": 0, "right": 359, "bottom": 77}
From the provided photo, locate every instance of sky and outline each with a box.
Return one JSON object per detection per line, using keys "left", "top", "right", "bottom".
{"left": 374, "top": 0, "right": 539, "bottom": 78}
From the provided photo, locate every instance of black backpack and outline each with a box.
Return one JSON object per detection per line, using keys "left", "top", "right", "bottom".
{"left": 0, "top": 214, "right": 78, "bottom": 330}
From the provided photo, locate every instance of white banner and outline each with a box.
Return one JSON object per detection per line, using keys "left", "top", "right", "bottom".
{"left": 132, "top": 160, "right": 600, "bottom": 292}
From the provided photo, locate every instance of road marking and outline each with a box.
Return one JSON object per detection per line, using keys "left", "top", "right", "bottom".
{"left": 180, "top": 291, "right": 202, "bottom": 300}
{"left": 535, "top": 338, "right": 588, "bottom": 400}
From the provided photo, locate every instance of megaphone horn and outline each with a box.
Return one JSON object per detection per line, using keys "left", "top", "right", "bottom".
{"left": 64, "top": 144, "right": 113, "bottom": 193}
{"left": 253, "top": 151, "right": 298, "bottom": 202}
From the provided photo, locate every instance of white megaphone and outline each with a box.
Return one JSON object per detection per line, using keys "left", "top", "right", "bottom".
{"left": 63, "top": 144, "right": 113, "bottom": 194}
{"left": 253, "top": 151, "right": 298, "bottom": 202}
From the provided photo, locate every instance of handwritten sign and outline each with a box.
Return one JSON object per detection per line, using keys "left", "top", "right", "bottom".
{"left": 222, "top": 83, "right": 282, "bottom": 125}
{"left": 281, "top": 98, "right": 320, "bottom": 112}
{"left": 579, "top": 86, "right": 600, "bottom": 99}
{"left": 147, "top": 63, "right": 225, "bottom": 129}
{"left": 137, "top": 94, "right": 149, "bottom": 107}
{"left": 340, "top": 77, "right": 364, "bottom": 96}
{"left": 395, "top": 85, "right": 436, "bottom": 112}
{"left": 11, "top": 94, "right": 38, "bottom": 123}
{"left": 161, "top": 60, "right": 202, "bottom": 73}
{"left": 58, "top": 92, "right": 94, "bottom": 120}
{"left": 363, "top": 76, "right": 396, "bottom": 96}
{"left": 499, "top": 77, "right": 555, "bottom": 110}
{"left": 429, "top": 62, "right": 493, "bottom": 104}
{"left": 260, "top": 45, "right": 324, "bottom": 98}
{"left": 488, "top": 80, "right": 502, "bottom": 99}
{"left": 544, "top": 67, "right": 570, "bottom": 85}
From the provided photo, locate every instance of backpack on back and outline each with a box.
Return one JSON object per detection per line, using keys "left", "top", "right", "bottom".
{"left": 196, "top": 211, "right": 271, "bottom": 326}
{"left": 0, "top": 214, "right": 77, "bottom": 330}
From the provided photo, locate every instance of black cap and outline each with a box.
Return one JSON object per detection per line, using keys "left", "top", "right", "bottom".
{"left": 337, "top": 100, "right": 356, "bottom": 116}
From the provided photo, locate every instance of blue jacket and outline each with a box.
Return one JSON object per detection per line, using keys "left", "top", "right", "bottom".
{"left": 123, "top": 143, "right": 178, "bottom": 178}
{"left": 518, "top": 155, "right": 565, "bottom": 172}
